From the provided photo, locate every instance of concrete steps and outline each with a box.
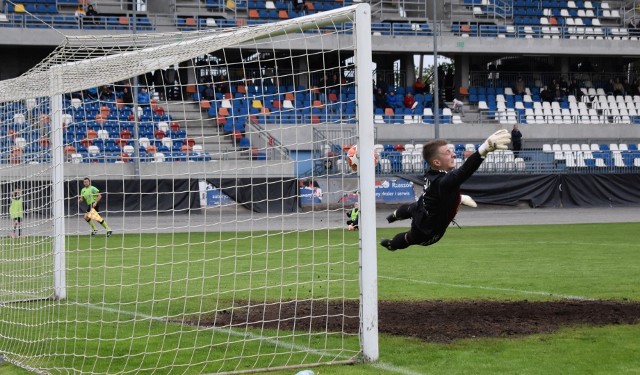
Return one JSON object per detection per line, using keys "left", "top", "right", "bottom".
{"left": 163, "top": 101, "right": 249, "bottom": 160}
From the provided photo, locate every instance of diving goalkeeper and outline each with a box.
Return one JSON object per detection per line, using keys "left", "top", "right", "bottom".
{"left": 78, "top": 177, "right": 112, "bottom": 237}
{"left": 380, "top": 129, "right": 511, "bottom": 251}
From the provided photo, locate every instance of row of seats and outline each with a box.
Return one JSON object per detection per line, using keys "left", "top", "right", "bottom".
{"left": 0, "top": 14, "right": 155, "bottom": 31}
{"left": 541, "top": 143, "right": 640, "bottom": 168}
{"left": 374, "top": 108, "right": 461, "bottom": 125}
{"left": 65, "top": 150, "right": 212, "bottom": 164}
{"left": 452, "top": 24, "right": 636, "bottom": 39}
{"left": 543, "top": 143, "right": 640, "bottom": 152}
{"left": 550, "top": 150, "right": 640, "bottom": 168}
{"left": 465, "top": 0, "right": 607, "bottom": 8}
{"left": 479, "top": 91, "right": 640, "bottom": 124}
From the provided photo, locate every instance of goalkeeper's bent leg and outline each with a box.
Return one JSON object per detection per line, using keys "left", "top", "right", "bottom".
{"left": 86, "top": 218, "right": 97, "bottom": 231}
{"left": 386, "top": 203, "right": 414, "bottom": 223}
{"left": 380, "top": 231, "right": 412, "bottom": 251}
{"left": 100, "top": 220, "right": 111, "bottom": 231}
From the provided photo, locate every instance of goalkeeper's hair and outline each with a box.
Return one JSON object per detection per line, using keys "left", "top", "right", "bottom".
{"left": 422, "top": 139, "right": 448, "bottom": 163}
{"left": 83, "top": 177, "right": 91, "bottom": 183}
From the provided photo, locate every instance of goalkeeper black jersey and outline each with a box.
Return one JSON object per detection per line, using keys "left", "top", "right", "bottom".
{"left": 412, "top": 151, "right": 484, "bottom": 244}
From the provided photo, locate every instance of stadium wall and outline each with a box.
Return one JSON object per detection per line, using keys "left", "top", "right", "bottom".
{"left": 4, "top": 173, "right": 639, "bottom": 220}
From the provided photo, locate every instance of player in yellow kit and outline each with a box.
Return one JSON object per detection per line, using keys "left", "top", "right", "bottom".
{"left": 10, "top": 188, "right": 23, "bottom": 238}
{"left": 78, "top": 177, "right": 112, "bottom": 237}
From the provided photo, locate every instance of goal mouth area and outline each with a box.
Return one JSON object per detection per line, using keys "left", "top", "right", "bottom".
{"left": 0, "top": 4, "right": 378, "bottom": 373}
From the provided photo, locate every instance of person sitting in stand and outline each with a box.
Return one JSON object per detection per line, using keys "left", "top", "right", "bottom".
{"left": 553, "top": 84, "right": 565, "bottom": 102}
{"left": 85, "top": 5, "right": 99, "bottom": 25}
{"left": 413, "top": 78, "right": 427, "bottom": 94}
{"left": 138, "top": 87, "right": 151, "bottom": 107}
{"left": 540, "top": 85, "right": 553, "bottom": 102}
{"left": 568, "top": 78, "right": 583, "bottom": 102}
{"left": 202, "top": 83, "right": 215, "bottom": 101}
{"left": 385, "top": 90, "right": 398, "bottom": 109}
{"left": 452, "top": 95, "right": 465, "bottom": 115}
{"left": 374, "top": 87, "right": 386, "bottom": 110}
{"left": 613, "top": 78, "right": 625, "bottom": 96}
{"left": 121, "top": 86, "right": 133, "bottom": 105}
{"left": 403, "top": 92, "right": 416, "bottom": 110}
{"left": 514, "top": 77, "right": 526, "bottom": 96}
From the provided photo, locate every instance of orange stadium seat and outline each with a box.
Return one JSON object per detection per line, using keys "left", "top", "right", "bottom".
{"left": 279, "top": 10, "right": 289, "bottom": 19}
{"left": 249, "top": 9, "right": 260, "bottom": 18}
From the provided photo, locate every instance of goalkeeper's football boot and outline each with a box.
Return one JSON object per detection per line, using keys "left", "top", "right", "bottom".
{"left": 90, "top": 231, "right": 98, "bottom": 236}
{"left": 386, "top": 210, "right": 398, "bottom": 223}
{"left": 106, "top": 231, "right": 113, "bottom": 238}
{"left": 380, "top": 238, "right": 396, "bottom": 251}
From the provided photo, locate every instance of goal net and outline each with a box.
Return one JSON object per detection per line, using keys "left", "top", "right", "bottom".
{"left": 0, "top": 4, "right": 378, "bottom": 374}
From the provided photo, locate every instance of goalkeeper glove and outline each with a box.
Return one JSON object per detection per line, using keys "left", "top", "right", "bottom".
{"left": 460, "top": 195, "right": 477, "bottom": 208}
{"left": 478, "top": 129, "right": 511, "bottom": 157}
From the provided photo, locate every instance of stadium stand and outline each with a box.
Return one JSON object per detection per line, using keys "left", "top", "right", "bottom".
{"left": 0, "top": 0, "right": 638, "bottom": 175}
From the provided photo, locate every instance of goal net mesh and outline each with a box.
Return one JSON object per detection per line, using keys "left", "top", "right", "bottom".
{"left": 0, "top": 5, "right": 377, "bottom": 374}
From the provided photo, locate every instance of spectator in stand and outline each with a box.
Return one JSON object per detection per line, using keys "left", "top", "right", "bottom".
{"left": 121, "top": 86, "right": 133, "bottom": 105}
{"left": 291, "top": 0, "right": 307, "bottom": 12}
{"left": 202, "top": 83, "right": 215, "bottom": 100}
{"left": 413, "top": 78, "right": 427, "bottom": 94}
{"left": 623, "top": 78, "right": 632, "bottom": 96}
{"left": 540, "top": 85, "right": 553, "bottom": 102}
{"left": 385, "top": 89, "right": 398, "bottom": 109}
{"left": 328, "top": 73, "right": 341, "bottom": 93}
{"left": 403, "top": 92, "right": 416, "bottom": 110}
{"left": 631, "top": 79, "right": 640, "bottom": 96}
{"left": 85, "top": 5, "right": 98, "bottom": 25}
{"left": 374, "top": 87, "right": 387, "bottom": 109}
{"left": 85, "top": 87, "right": 98, "bottom": 100}
{"left": 568, "top": 78, "right": 583, "bottom": 102}
{"left": 452, "top": 95, "right": 465, "bottom": 115}
{"left": 99, "top": 85, "right": 114, "bottom": 101}
{"left": 514, "top": 76, "right": 526, "bottom": 96}
{"left": 74, "top": 6, "right": 85, "bottom": 21}
{"left": 605, "top": 79, "right": 615, "bottom": 95}
{"left": 613, "top": 78, "right": 625, "bottom": 96}
{"left": 559, "top": 77, "right": 569, "bottom": 90}
{"left": 138, "top": 87, "right": 151, "bottom": 107}
{"left": 376, "top": 77, "right": 389, "bottom": 94}
{"left": 553, "top": 84, "right": 565, "bottom": 102}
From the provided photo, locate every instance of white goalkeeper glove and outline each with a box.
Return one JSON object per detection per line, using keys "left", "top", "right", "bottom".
{"left": 478, "top": 129, "right": 511, "bottom": 157}
{"left": 460, "top": 194, "right": 477, "bottom": 208}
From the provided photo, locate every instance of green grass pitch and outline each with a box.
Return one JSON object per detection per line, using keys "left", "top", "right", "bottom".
{"left": 1, "top": 222, "right": 639, "bottom": 374}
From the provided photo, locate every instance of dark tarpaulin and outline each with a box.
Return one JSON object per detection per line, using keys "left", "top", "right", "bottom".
{"left": 400, "top": 173, "right": 640, "bottom": 207}
{"left": 461, "top": 174, "right": 562, "bottom": 207}
{"left": 207, "top": 178, "right": 298, "bottom": 213}
{"left": 66, "top": 179, "right": 199, "bottom": 215}
{"left": 560, "top": 174, "right": 640, "bottom": 207}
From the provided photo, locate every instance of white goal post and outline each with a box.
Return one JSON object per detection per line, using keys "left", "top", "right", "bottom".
{"left": 0, "top": 4, "right": 377, "bottom": 374}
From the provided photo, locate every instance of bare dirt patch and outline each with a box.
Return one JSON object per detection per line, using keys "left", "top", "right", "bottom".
{"left": 187, "top": 300, "right": 640, "bottom": 343}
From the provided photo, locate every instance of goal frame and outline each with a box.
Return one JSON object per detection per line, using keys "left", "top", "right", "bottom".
{"left": 2, "top": 3, "right": 379, "bottom": 372}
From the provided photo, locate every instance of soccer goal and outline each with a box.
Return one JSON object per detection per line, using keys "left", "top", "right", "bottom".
{"left": 0, "top": 4, "right": 377, "bottom": 374}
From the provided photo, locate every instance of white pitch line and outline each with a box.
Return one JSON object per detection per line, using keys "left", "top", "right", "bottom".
{"left": 76, "top": 301, "right": 418, "bottom": 375}
{"left": 379, "top": 276, "right": 595, "bottom": 301}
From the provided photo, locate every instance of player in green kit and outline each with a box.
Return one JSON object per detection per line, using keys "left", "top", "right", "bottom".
{"left": 78, "top": 177, "right": 112, "bottom": 237}
{"left": 10, "top": 188, "right": 23, "bottom": 238}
